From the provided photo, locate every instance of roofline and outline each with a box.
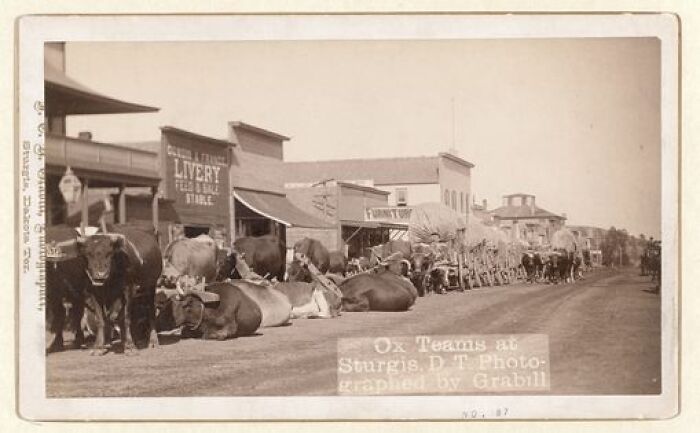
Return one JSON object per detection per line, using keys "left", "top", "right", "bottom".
{"left": 229, "top": 121, "right": 290, "bottom": 141}
{"left": 493, "top": 214, "right": 567, "bottom": 220}
{"left": 45, "top": 81, "right": 160, "bottom": 115}
{"left": 286, "top": 155, "right": 439, "bottom": 165}
{"left": 503, "top": 192, "right": 535, "bottom": 198}
{"left": 161, "top": 126, "right": 235, "bottom": 148}
{"left": 438, "top": 152, "right": 475, "bottom": 168}
{"left": 337, "top": 181, "right": 390, "bottom": 195}
{"left": 233, "top": 186, "right": 285, "bottom": 197}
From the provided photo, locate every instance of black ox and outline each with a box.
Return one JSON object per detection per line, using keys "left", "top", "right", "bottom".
{"left": 77, "top": 225, "right": 162, "bottom": 355}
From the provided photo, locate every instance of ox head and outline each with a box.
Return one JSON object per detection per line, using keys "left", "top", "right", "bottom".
{"left": 155, "top": 290, "right": 218, "bottom": 332}
{"left": 287, "top": 260, "right": 313, "bottom": 283}
{"left": 409, "top": 252, "right": 432, "bottom": 276}
{"left": 216, "top": 250, "right": 239, "bottom": 281}
{"left": 76, "top": 234, "right": 125, "bottom": 286}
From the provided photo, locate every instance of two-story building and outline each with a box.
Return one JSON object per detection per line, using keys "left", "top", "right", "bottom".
{"left": 568, "top": 225, "right": 606, "bottom": 266}
{"left": 227, "top": 121, "right": 334, "bottom": 247}
{"left": 490, "top": 193, "right": 567, "bottom": 245}
{"left": 44, "top": 42, "right": 163, "bottom": 237}
{"left": 284, "top": 152, "right": 474, "bottom": 240}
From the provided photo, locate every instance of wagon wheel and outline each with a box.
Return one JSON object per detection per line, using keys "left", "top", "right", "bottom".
{"left": 457, "top": 256, "right": 465, "bottom": 291}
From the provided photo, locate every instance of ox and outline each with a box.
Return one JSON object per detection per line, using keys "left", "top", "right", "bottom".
{"left": 287, "top": 238, "right": 330, "bottom": 282}
{"left": 160, "top": 235, "right": 219, "bottom": 287}
{"left": 275, "top": 281, "right": 342, "bottom": 319}
{"left": 218, "top": 235, "right": 286, "bottom": 281}
{"left": 231, "top": 280, "right": 293, "bottom": 327}
{"left": 339, "top": 270, "right": 416, "bottom": 312}
{"left": 77, "top": 225, "right": 162, "bottom": 355}
{"left": 328, "top": 250, "right": 348, "bottom": 276}
{"left": 46, "top": 225, "right": 89, "bottom": 353}
{"left": 156, "top": 282, "right": 262, "bottom": 340}
{"left": 521, "top": 252, "right": 541, "bottom": 284}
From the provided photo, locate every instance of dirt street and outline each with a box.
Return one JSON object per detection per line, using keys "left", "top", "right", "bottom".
{"left": 46, "top": 268, "right": 661, "bottom": 397}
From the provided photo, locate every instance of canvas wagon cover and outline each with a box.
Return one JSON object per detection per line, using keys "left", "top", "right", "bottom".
{"left": 408, "top": 202, "right": 466, "bottom": 243}
{"left": 551, "top": 227, "right": 577, "bottom": 252}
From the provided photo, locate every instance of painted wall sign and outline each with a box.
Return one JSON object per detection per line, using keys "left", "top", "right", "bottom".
{"left": 162, "top": 130, "right": 231, "bottom": 228}
{"left": 365, "top": 206, "right": 413, "bottom": 222}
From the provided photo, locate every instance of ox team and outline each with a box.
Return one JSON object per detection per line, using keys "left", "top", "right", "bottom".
{"left": 46, "top": 224, "right": 593, "bottom": 355}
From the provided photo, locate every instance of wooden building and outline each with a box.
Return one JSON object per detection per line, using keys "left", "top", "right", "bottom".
{"left": 285, "top": 181, "right": 406, "bottom": 256}
{"left": 44, "top": 43, "right": 162, "bottom": 235}
{"left": 228, "top": 121, "right": 334, "bottom": 248}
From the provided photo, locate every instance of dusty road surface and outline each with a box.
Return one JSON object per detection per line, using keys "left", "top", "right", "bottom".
{"left": 46, "top": 268, "right": 661, "bottom": 397}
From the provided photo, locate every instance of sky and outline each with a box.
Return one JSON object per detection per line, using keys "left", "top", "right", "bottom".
{"left": 63, "top": 38, "right": 661, "bottom": 238}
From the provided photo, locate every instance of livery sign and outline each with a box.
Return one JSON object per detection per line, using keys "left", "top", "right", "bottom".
{"left": 162, "top": 129, "right": 231, "bottom": 227}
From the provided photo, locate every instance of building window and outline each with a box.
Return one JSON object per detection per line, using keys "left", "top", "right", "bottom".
{"left": 444, "top": 189, "right": 450, "bottom": 206}
{"left": 460, "top": 192, "right": 464, "bottom": 213}
{"left": 451, "top": 191, "right": 457, "bottom": 211}
{"left": 396, "top": 188, "right": 408, "bottom": 207}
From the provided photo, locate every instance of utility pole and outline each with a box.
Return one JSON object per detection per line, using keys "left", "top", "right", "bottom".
{"left": 619, "top": 245, "right": 623, "bottom": 267}
{"left": 451, "top": 97, "right": 455, "bottom": 150}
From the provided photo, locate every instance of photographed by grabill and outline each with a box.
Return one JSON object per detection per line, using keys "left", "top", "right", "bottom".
{"left": 17, "top": 14, "right": 679, "bottom": 420}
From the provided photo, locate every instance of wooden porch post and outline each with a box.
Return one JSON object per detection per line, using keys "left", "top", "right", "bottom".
{"left": 118, "top": 185, "right": 127, "bottom": 224}
{"left": 151, "top": 186, "right": 159, "bottom": 237}
{"left": 80, "top": 178, "right": 89, "bottom": 235}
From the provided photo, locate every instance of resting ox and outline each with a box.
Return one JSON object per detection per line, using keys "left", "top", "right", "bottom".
{"left": 160, "top": 235, "right": 219, "bottom": 287}
{"left": 156, "top": 282, "right": 262, "bottom": 340}
{"left": 339, "top": 270, "right": 417, "bottom": 312}
{"left": 46, "top": 225, "right": 89, "bottom": 353}
{"left": 230, "top": 280, "right": 293, "bottom": 327}
{"left": 77, "top": 225, "right": 162, "bottom": 355}
{"left": 218, "top": 235, "right": 286, "bottom": 281}
{"left": 275, "top": 281, "right": 342, "bottom": 319}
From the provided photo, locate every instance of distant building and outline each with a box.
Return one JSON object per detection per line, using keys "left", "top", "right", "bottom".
{"left": 470, "top": 196, "right": 495, "bottom": 225}
{"left": 490, "top": 193, "right": 566, "bottom": 245}
{"left": 285, "top": 181, "right": 406, "bottom": 256}
{"left": 285, "top": 152, "right": 473, "bottom": 218}
{"left": 284, "top": 153, "right": 473, "bottom": 248}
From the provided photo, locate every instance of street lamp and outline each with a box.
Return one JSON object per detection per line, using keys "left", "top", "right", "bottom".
{"left": 58, "top": 166, "right": 82, "bottom": 204}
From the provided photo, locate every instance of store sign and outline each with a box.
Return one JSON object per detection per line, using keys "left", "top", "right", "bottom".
{"left": 165, "top": 141, "right": 229, "bottom": 213}
{"left": 365, "top": 206, "right": 413, "bottom": 223}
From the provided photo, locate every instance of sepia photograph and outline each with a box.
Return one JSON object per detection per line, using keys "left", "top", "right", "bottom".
{"left": 16, "top": 14, "right": 679, "bottom": 420}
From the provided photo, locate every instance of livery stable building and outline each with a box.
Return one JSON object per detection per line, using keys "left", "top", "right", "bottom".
{"left": 45, "top": 43, "right": 332, "bottom": 251}
{"left": 116, "top": 123, "right": 333, "bottom": 252}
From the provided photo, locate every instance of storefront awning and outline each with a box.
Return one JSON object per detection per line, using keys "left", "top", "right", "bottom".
{"left": 340, "top": 220, "right": 380, "bottom": 229}
{"left": 234, "top": 190, "right": 333, "bottom": 229}
{"left": 378, "top": 221, "right": 409, "bottom": 230}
